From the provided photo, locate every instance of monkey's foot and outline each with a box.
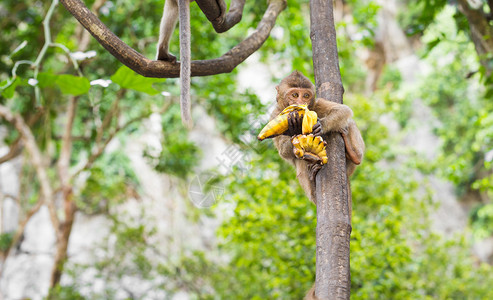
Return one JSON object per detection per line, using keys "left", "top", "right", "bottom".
{"left": 308, "top": 162, "right": 323, "bottom": 181}
{"left": 291, "top": 134, "right": 328, "bottom": 164}
{"left": 156, "top": 51, "right": 177, "bottom": 63}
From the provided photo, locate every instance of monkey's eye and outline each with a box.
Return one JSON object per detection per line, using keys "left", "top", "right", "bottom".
{"left": 292, "top": 92, "right": 299, "bottom": 98}
{"left": 303, "top": 93, "right": 310, "bottom": 98}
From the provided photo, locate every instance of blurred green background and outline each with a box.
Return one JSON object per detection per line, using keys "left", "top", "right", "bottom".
{"left": 1, "top": 0, "right": 493, "bottom": 299}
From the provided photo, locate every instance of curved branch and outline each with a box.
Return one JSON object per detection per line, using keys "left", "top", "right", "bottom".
{"left": 59, "top": 0, "right": 286, "bottom": 78}
{"left": 195, "top": 0, "right": 246, "bottom": 33}
{"left": 0, "top": 138, "right": 23, "bottom": 164}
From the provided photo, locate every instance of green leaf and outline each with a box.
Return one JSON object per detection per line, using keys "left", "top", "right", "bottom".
{"left": 110, "top": 65, "right": 166, "bottom": 95}
{"left": 426, "top": 38, "right": 441, "bottom": 52}
{"left": 37, "top": 72, "right": 58, "bottom": 88}
{"left": 1, "top": 77, "right": 22, "bottom": 99}
{"left": 55, "top": 74, "right": 91, "bottom": 96}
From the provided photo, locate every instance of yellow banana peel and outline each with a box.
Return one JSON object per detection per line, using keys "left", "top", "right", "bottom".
{"left": 302, "top": 110, "right": 318, "bottom": 134}
{"left": 257, "top": 105, "right": 318, "bottom": 140}
{"left": 291, "top": 134, "right": 328, "bottom": 165}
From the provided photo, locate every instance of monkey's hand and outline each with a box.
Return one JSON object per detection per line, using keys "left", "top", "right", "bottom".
{"left": 312, "top": 121, "right": 322, "bottom": 137}
{"left": 156, "top": 51, "right": 177, "bottom": 63}
{"left": 284, "top": 111, "right": 303, "bottom": 136}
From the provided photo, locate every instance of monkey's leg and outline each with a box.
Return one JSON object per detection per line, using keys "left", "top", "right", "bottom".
{"left": 294, "top": 160, "right": 317, "bottom": 204}
{"left": 178, "top": 0, "right": 193, "bottom": 128}
{"left": 157, "top": 0, "right": 179, "bottom": 62}
{"left": 341, "top": 120, "right": 364, "bottom": 165}
{"left": 304, "top": 284, "right": 317, "bottom": 300}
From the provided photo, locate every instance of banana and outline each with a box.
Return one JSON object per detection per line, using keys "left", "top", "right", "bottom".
{"left": 298, "top": 134, "right": 307, "bottom": 146}
{"left": 257, "top": 105, "right": 307, "bottom": 140}
{"left": 291, "top": 135, "right": 305, "bottom": 159}
{"left": 291, "top": 133, "right": 328, "bottom": 165}
{"left": 257, "top": 105, "right": 319, "bottom": 140}
{"left": 257, "top": 114, "right": 289, "bottom": 141}
{"left": 302, "top": 110, "right": 318, "bottom": 134}
{"left": 306, "top": 134, "right": 314, "bottom": 147}
{"left": 312, "top": 136, "right": 326, "bottom": 154}
{"left": 281, "top": 104, "right": 307, "bottom": 115}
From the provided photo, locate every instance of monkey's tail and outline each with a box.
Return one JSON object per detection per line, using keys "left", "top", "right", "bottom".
{"left": 178, "top": 0, "right": 193, "bottom": 129}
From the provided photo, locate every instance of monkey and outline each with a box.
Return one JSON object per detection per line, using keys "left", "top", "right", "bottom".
{"left": 272, "top": 71, "right": 364, "bottom": 300}
{"left": 272, "top": 70, "right": 365, "bottom": 204}
{"left": 156, "top": 0, "right": 199, "bottom": 128}
{"left": 156, "top": 0, "right": 181, "bottom": 63}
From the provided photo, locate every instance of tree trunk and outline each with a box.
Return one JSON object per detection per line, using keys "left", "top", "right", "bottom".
{"left": 457, "top": 0, "right": 493, "bottom": 74}
{"left": 49, "top": 198, "right": 76, "bottom": 288}
{"left": 310, "top": 0, "right": 351, "bottom": 298}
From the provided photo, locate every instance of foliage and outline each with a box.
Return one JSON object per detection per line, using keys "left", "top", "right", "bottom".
{"left": 406, "top": 9, "right": 493, "bottom": 237}
{"left": 160, "top": 92, "right": 493, "bottom": 299}
{"left": 145, "top": 104, "right": 202, "bottom": 179}
{"left": 79, "top": 151, "right": 139, "bottom": 214}
{"left": 1, "top": 0, "right": 493, "bottom": 299}
{"left": 0, "top": 232, "right": 13, "bottom": 252}
{"left": 398, "top": 0, "right": 448, "bottom": 36}
{"left": 47, "top": 285, "right": 85, "bottom": 300}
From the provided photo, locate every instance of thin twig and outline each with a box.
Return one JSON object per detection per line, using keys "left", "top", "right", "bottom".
{"left": 71, "top": 100, "right": 171, "bottom": 179}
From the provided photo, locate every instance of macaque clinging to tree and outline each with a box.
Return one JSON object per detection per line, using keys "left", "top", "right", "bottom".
{"left": 271, "top": 70, "right": 364, "bottom": 203}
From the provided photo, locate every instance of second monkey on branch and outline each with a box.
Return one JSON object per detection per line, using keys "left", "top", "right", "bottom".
{"left": 156, "top": 0, "right": 198, "bottom": 128}
{"left": 264, "top": 71, "right": 364, "bottom": 204}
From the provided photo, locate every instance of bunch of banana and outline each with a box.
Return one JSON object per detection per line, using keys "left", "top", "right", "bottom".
{"left": 257, "top": 105, "right": 318, "bottom": 140}
{"left": 291, "top": 134, "right": 328, "bottom": 165}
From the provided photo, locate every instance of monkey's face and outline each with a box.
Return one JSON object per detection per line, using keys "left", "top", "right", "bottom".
{"left": 284, "top": 87, "right": 314, "bottom": 106}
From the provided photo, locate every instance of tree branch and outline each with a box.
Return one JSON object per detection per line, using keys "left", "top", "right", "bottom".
{"left": 310, "top": 0, "right": 351, "bottom": 299}
{"left": 75, "top": 0, "right": 108, "bottom": 55}
{"left": 71, "top": 100, "right": 171, "bottom": 179}
{"left": 195, "top": 0, "right": 246, "bottom": 33}
{"left": 57, "top": 96, "right": 78, "bottom": 223}
{"left": 0, "top": 105, "right": 60, "bottom": 234}
{"left": 0, "top": 108, "right": 45, "bottom": 165}
{"left": 0, "top": 138, "right": 23, "bottom": 165}
{"left": 59, "top": 0, "right": 286, "bottom": 78}
{"left": 1, "top": 201, "right": 43, "bottom": 265}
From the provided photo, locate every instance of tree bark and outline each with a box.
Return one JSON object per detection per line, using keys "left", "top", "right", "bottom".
{"left": 49, "top": 96, "right": 79, "bottom": 288}
{"left": 59, "top": 0, "right": 286, "bottom": 78}
{"left": 49, "top": 198, "right": 76, "bottom": 288}
{"left": 310, "top": 0, "right": 351, "bottom": 299}
{"left": 457, "top": 0, "right": 493, "bottom": 73}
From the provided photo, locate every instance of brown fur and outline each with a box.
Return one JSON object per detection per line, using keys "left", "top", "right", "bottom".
{"left": 157, "top": 0, "right": 193, "bottom": 128}
{"left": 303, "top": 284, "right": 318, "bottom": 300}
{"left": 272, "top": 71, "right": 365, "bottom": 204}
